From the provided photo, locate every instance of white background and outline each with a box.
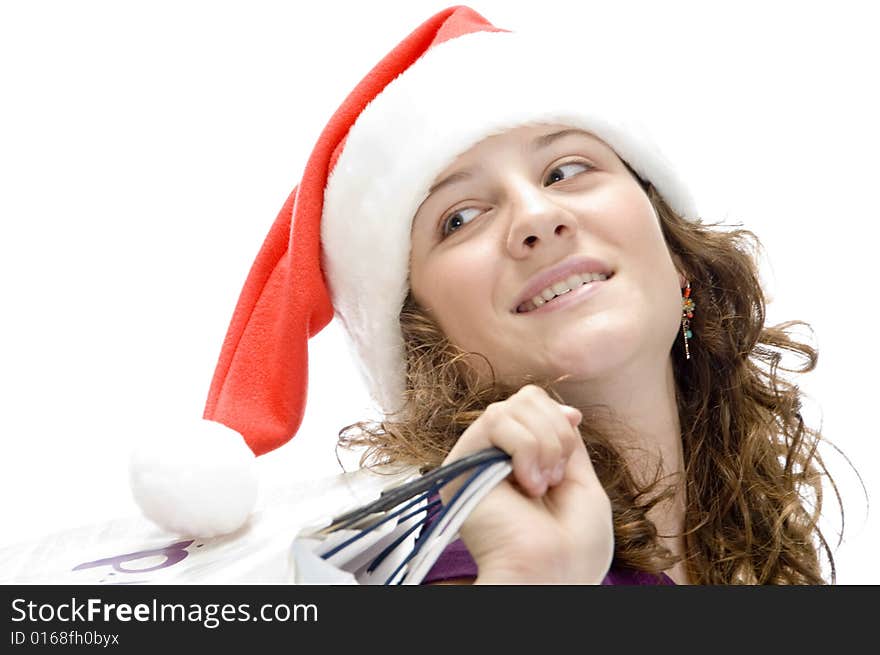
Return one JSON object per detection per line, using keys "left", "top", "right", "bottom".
{"left": 1, "top": 0, "right": 877, "bottom": 583}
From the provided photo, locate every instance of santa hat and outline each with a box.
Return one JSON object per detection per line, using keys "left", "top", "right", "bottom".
{"left": 130, "top": 5, "right": 699, "bottom": 537}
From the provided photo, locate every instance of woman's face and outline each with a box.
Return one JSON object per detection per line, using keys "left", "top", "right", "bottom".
{"left": 409, "top": 123, "right": 685, "bottom": 388}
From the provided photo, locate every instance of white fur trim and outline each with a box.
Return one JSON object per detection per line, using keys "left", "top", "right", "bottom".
{"left": 322, "top": 30, "right": 698, "bottom": 416}
{"left": 129, "top": 419, "right": 258, "bottom": 538}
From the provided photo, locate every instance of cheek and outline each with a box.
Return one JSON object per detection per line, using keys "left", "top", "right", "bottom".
{"left": 597, "top": 188, "right": 681, "bottom": 323}
{"left": 411, "top": 248, "right": 498, "bottom": 338}
{"left": 601, "top": 190, "right": 672, "bottom": 280}
{"left": 605, "top": 190, "right": 662, "bottom": 247}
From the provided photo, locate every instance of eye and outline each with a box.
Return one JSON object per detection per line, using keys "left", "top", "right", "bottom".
{"left": 544, "top": 161, "right": 592, "bottom": 186}
{"left": 440, "top": 206, "right": 483, "bottom": 238}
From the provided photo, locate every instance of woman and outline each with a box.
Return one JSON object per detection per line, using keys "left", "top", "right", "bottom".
{"left": 343, "top": 121, "right": 834, "bottom": 585}
{"left": 132, "top": 6, "right": 845, "bottom": 584}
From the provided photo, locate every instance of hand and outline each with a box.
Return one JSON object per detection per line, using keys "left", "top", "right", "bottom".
{"left": 438, "top": 384, "right": 614, "bottom": 584}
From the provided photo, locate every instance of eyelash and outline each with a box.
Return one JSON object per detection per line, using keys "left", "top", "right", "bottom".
{"left": 438, "top": 161, "right": 593, "bottom": 238}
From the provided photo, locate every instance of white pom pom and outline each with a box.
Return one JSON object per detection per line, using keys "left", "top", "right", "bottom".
{"left": 129, "top": 419, "right": 258, "bottom": 538}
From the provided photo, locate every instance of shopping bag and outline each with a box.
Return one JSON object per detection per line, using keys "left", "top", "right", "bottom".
{"left": 0, "top": 449, "right": 511, "bottom": 585}
{"left": 291, "top": 448, "right": 512, "bottom": 585}
{"left": 0, "top": 465, "right": 419, "bottom": 584}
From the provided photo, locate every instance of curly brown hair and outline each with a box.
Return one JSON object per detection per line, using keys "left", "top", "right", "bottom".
{"left": 337, "top": 179, "right": 850, "bottom": 585}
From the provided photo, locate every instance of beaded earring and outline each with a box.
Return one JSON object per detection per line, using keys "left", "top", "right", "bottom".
{"left": 681, "top": 281, "right": 695, "bottom": 360}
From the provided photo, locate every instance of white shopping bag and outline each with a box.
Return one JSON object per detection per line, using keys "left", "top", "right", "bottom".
{"left": 0, "top": 449, "right": 510, "bottom": 585}
{"left": 0, "top": 465, "right": 418, "bottom": 584}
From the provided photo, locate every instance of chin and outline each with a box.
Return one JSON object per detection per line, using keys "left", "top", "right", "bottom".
{"left": 525, "top": 340, "right": 628, "bottom": 384}
{"left": 558, "top": 352, "right": 626, "bottom": 382}
{"left": 565, "top": 314, "right": 635, "bottom": 357}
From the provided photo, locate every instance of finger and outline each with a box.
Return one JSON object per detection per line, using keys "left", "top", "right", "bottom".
{"left": 519, "top": 386, "right": 582, "bottom": 457}
{"left": 440, "top": 410, "right": 545, "bottom": 504}
{"left": 512, "top": 387, "right": 568, "bottom": 471}
{"left": 506, "top": 404, "right": 561, "bottom": 485}
{"left": 509, "top": 388, "right": 580, "bottom": 484}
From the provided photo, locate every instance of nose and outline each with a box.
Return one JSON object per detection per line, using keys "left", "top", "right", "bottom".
{"left": 504, "top": 178, "right": 578, "bottom": 257}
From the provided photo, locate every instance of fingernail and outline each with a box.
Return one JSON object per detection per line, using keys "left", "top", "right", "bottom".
{"left": 551, "top": 462, "right": 565, "bottom": 484}
{"left": 536, "top": 476, "right": 548, "bottom": 495}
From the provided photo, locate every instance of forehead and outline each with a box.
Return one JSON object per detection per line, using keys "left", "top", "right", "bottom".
{"left": 436, "top": 123, "right": 607, "bottom": 174}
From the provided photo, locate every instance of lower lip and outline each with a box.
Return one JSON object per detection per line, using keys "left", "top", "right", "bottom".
{"left": 516, "top": 277, "right": 611, "bottom": 316}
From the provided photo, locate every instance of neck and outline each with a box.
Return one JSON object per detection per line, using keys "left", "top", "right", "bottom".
{"left": 554, "top": 354, "right": 689, "bottom": 580}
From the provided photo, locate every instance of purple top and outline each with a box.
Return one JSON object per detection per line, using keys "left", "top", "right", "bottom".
{"left": 417, "top": 494, "right": 675, "bottom": 585}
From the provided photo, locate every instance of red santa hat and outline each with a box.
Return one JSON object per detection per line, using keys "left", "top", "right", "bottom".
{"left": 130, "top": 5, "right": 699, "bottom": 537}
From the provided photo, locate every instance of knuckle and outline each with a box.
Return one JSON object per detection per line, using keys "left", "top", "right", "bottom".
{"left": 482, "top": 402, "right": 503, "bottom": 422}
{"left": 518, "top": 384, "right": 547, "bottom": 400}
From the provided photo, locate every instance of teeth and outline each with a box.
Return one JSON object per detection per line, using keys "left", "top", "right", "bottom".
{"left": 519, "top": 271, "right": 611, "bottom": 313}
{"left": 551, "top": 281, "right": 571, "bottom": 295}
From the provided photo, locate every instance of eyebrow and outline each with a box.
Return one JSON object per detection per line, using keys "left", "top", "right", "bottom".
{"left": 425, "top": 128, "right": 591, "bottom": 197}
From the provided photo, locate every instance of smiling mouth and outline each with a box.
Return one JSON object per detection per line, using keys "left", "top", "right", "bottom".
{"left": 515, "top": 272, "right": 615, "bottom": 314}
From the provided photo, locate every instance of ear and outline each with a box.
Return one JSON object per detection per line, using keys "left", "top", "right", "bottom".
{"left": 669, "top": 253, "right": 688, "bottom": 288}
